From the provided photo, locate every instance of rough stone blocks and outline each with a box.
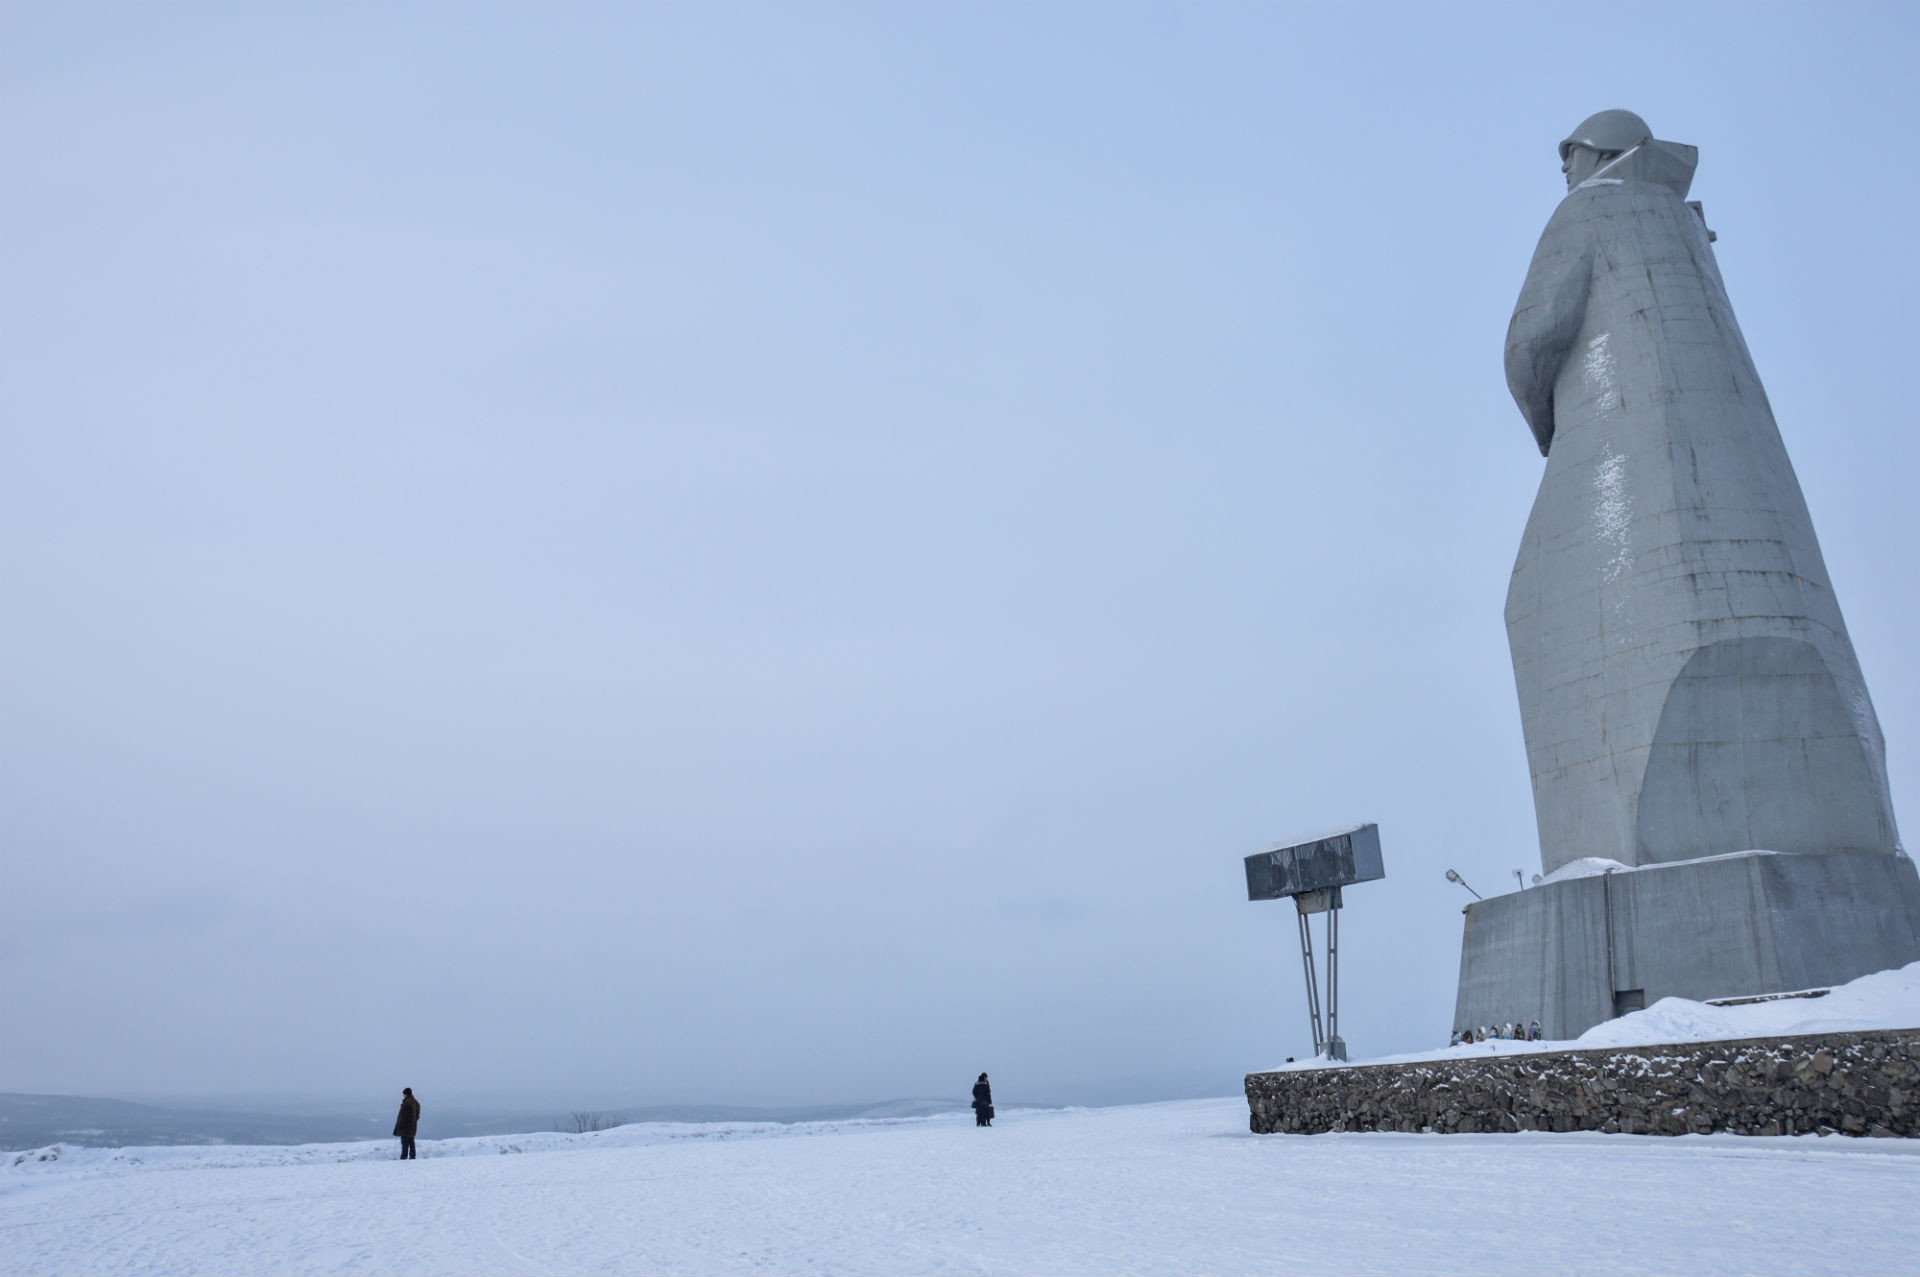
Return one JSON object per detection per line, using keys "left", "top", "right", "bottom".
{"left": 1245, "top": 1029, "right": 1920, "bottom": 1137}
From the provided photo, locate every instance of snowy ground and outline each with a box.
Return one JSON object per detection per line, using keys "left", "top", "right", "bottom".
{"left": 6, "top": 1098, "right": 1920, "bottom": 1275}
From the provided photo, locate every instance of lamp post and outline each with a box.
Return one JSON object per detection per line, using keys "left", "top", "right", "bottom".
{"left": 1445, "top": 868, "right": 1483, "bottom": 900}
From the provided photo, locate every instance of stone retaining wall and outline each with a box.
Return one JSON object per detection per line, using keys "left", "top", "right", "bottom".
{"left": 1245, "top": 1029, "right": 1920, "bottom": 1136}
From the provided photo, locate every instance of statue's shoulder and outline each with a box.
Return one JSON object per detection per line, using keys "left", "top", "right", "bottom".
{"left": 1549, "top": 178, "right": 1689, "bottom": 231}
{"left": 1564, "top": 177, "right": 1690, "bottom": 210}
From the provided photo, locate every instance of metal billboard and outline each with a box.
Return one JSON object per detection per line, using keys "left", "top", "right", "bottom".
{"left": 1244, "top": 823, "right": 1384, "bottom": 901}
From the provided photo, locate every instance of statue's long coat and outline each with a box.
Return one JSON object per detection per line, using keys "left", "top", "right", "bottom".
{"left": 1503, "top": 154, "right": 1900, "bottom": 872}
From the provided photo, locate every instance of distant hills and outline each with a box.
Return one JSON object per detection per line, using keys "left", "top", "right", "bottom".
{"left": 0, "top": 1092, "right": 967, "bottom": 1151}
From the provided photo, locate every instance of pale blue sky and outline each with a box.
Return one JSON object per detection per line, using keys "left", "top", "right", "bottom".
{"left": 4, "top": 2, "right": 1916, "bottom": 1107}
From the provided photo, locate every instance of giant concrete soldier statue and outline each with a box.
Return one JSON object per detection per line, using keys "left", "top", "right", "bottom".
{"left": 1454, "top": 111, "right": 1919, "bottom": 1038}
{"left": 1504, "top": 108, "right": 1900, "bottom": 872}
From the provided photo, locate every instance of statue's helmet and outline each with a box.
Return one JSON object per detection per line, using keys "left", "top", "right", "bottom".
{"left": 1558, "top": 109, "right": 1652, "bottom": 161}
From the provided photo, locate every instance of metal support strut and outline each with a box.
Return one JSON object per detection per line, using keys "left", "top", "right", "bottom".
{"left": 1295, "top": 906, "right": 1325, "bottom": 1055}
{"left": 1292, "top": 888, "right": 1346, "bottom": 1061}
{"left": 1325, "top": 895, "right": 1343, "bottom": 1060}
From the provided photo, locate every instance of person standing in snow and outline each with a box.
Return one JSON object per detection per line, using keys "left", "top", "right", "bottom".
{"left": 394, "top": 1087, "right": 421, "bottom": 1159}
{"left": 971, "top": 1073, "right": 994, "bottom": 1127}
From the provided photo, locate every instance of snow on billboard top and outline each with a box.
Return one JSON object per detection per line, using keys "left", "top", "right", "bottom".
{"left": 1245, "top": 822, "right": 1384, "bottom": 901}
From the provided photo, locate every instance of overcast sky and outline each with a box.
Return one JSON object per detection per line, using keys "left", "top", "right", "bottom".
{"left": 4, "top": 2, "right": 1917, "bottom": 1111}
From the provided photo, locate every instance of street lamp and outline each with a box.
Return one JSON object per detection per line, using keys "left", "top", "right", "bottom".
{"left": 1444, "top": 868, "right": 1483, "bottom": 900}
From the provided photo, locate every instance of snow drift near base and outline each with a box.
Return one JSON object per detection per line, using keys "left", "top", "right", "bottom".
{"left": 1273, "top": 958, "right": 1920, "bottom": 1072}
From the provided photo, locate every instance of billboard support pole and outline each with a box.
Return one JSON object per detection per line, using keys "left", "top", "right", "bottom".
{"left": 1325, "top": 889, "right": 1345, "bottom": 1061}
{"left": 1295, "top": 903, "right": 1326, "bottom": 1054}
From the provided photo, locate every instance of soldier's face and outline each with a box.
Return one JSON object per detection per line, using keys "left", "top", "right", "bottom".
{"left": 1561, "top": 145, "right": 1616, "bottom": 190}
{"left": 1562, "top": 145, "right": 1591, "bottom": 189}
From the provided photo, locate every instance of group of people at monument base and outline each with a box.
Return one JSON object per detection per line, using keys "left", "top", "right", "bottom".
{"left": 1451, "top": 1022, "right": 1541, "bottom": 1046}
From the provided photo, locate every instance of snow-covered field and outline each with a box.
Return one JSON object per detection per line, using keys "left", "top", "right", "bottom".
{"left": 6, "top": 1098, "right": 1920, "bottom": 1276}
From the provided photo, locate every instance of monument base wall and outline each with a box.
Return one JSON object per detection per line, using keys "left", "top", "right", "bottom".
{"left": 1452, "top": 850, "right": 1920, "bottom": 1039}
{"left": 1245, "top": 1028, "right": 1920, "bottom": 1136}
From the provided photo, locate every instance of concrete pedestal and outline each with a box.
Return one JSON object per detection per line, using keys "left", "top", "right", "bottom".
{"left": 1452, "top": 850, "right": 1920, "bottom": 1040}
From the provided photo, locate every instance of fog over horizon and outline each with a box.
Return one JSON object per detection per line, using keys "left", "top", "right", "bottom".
{"left": 5, "top": 3, "right": 1917, "bottom": 1112}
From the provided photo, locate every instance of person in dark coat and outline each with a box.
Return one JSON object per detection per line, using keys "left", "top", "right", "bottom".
{"left": 393, "top": 1087, "right": 421, "bottom": 1159}
{"left": 971, "top": 1073, "right": 993, "bottom": 1127}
